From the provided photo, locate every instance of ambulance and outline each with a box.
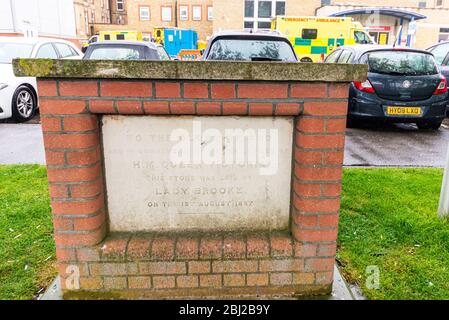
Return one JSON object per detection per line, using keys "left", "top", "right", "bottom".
{"left": 271, "top": 16, "right": 374, "bottom": 62}
{"left": 82, "top": 31, "right": 143, "bottom": 53}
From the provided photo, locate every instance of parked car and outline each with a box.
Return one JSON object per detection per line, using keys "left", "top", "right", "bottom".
{"left": 156, "top": 44, "right": 171, "bottom": 61}
{"left": 325, "top": 45, "right": 448, "bottom": 130}
{"left": 83, "top": 41, "right": 163, "bottom": 61}
{"left": 427, "top": 41, "right": 449, "bottom": 116}
{"left": 427, "top": 41, "right": 449, "bottom": 78}
{"left": 0, "top": 37, "right": 82, "bottom": 122}
{"left": 202, "top": 31, "right": 298, "bottom": 62}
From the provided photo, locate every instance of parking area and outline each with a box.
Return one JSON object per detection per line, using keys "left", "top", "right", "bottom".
{"left": 2, "top": 117, "right": 449, "bottom": 167}
{"left": 345, "top": 121, "right": 449, "bottom": 167}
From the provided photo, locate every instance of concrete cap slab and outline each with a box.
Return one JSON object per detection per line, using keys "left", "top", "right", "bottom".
{"left": 13, "top": 59, "right": 367, "bottom": 82}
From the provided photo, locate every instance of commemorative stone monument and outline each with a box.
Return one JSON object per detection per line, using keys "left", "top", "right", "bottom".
{"left": 14, "top": 59, "right": 367, "bottom": 299}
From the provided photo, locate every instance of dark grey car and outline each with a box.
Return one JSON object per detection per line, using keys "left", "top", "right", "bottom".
{"left": 83, "top": 41, "right": 163, "bottom": 61}
{"left": 202, "top": 31, "right": 298, "bottom": 62}
{"left": 427, "top": 41, "right": 449, "bottom": 79}
{"left": 325, "top": 45, "right": 448, "bottom": 130}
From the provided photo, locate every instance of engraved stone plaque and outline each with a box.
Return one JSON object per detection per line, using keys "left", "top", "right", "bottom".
{"left": 102, "top": 115, "right": 293, "bottom": 232}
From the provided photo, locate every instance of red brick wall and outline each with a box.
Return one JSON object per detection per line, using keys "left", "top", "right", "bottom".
{"left": 37, "top": 79, "right": 349, "bottom": 299}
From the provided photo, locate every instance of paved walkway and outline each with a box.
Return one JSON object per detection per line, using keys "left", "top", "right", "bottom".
{"left": 2, "top": 121, "right": 449, "bottom": 167}
{"left": 344, "top": 122, "right": 449, "bottom": 167}
{"left": 39, "top": 265, "right": 362, "bottom": 300}
{"left": 0, "top": 124, "right": 45, "bottom": 165}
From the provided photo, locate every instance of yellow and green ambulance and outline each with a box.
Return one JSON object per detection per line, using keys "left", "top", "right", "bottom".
{"left": 271, "top": 16, "right": 374, "bottom": 62}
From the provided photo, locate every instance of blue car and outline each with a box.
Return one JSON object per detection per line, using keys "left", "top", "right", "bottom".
{"left": 326, "top": 45, "right": 448, "bottom": 130}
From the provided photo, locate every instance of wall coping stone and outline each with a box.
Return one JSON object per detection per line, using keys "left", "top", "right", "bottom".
{"left": 13, "top": 59, "right": 367, "bottom": 82}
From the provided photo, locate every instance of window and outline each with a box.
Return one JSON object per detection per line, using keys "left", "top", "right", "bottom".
{"left": 192, "top": 5, "right": 202, "bottom": 21}
{"left": 139, "top": 6, "right": 150, "bottom": 21}
{"left": 258, "top": 21, "right": 271, "bottom": 29}
{"left": 117, "top": 0, "right": 124, "bottom": 11}
{"left": 244, "top": 21, "right": 254, "bottom": 29}
{"left": 36, "top": 44, "right": 58, "bottom": 59}
{"left": 244, "top": 0, "right": 285, "bottom": 30}
{"left": 179, "top": 5, "right": 188, "bottom": 21}
{"left": 324, "top": 49, "right": 342, "bottom": 63}
{"left": 258, "top": 1, "right": 271, "bottom": 18}
{"left": 157, "top": 46, "right": 170, "bottom": 61}
{"left": 428, "top": 42, "right": 449, "bottom": 65}
{"left": 207, "top": 38, "right": 296, "bottom": 62}
{"left": 69, "top": 46, "right": 79, "bottom": 56}
{"left": 245, "top": 1, "right": 254, "bottom": 17}
{"left": 337, "top": 50, "right": 353, "bottom": 63}
{"left": 54, "top": 43, "right": 75, "bottom": 58}
{"left": 439, "top": 27, "right": 449, "bottom": 42}
{"left": 302, "top": 29, "right": 318, "bottom": 39}
{"left": 0, "top": 43, "right": 33, "bottom": 63}
{"left": 207, "top": 6, "right": 213, "bottom": 21}
{"left": 161, "top": 6, "right": 172, "bottom": 21}
{"left": 365, "top": 51, "right": 438, "bottom": 76}
{"left": 418, "top": 1, "right": 427, "bottom": 8}
{"left": 116, "top": 34, "right": 125, "bottom": 40}
{"left": 88, "top": 47, "right": 142, "bottom": 60}
{"left": 354, "top": 31, "right": 372, "bottom": 44}
{"left": 436, "top": 0, "right": 444, "bottom": 7}
{"left": 275, "top": 1, "right": 285, "bottom": 15}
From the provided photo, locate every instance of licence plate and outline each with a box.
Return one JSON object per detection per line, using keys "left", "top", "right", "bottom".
{"left": 386, "top": 106, "right": 422, "bottom": 116}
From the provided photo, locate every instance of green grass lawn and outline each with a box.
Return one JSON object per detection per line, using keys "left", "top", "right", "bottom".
{"left": 0, "top": 165, "right": 448, "bottom": 299}
{"left": 0, "top": 165, "right": 55, "bottom": 300}
{"left": 339, "top": 168, "right": 449, "bottom": 300}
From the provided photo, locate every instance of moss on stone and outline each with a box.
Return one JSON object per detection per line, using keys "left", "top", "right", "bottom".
{"left": 13, "top": 59, "right": 367, "bottom": 82}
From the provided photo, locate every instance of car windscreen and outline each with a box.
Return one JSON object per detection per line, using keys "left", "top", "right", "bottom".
{"left": 85, "top": 45, "right": 145, "bottom": 60}
{"left": 0, "top": 43, "right": 34, "bottom": 63}
{"left": 157, "top": 46, "right": 170, "bottom": 61}
{"left": 363, "top": 50, "right": 438, "bottom": 76}
{"left": 206, "top": 38, "right": 297, "bottom": 62}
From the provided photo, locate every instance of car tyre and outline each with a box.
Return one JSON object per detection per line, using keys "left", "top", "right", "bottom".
{"left": 300, "top": 57, "right": 313, "bottom": 63}
{"left": 417, "top": 121, "right": 442, "bottom": 131}
{"left": 11, "top": 86, "right": 37, "bottom": 123}
{"left": 346, "top": 118, "right": 360, "bottom": 128}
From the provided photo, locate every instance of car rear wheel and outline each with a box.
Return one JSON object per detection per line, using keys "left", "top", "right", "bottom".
{"left": 417, "top": 121, "right": 442, "bottom": 131}
{"left": 300, "top": 57, "right": 313, "bottom": 63}
{"left": 346, "top": 118, "right": 361, "bottom": 128}
{"left": 11, "top": 86, "right": 36, "bottom": 123}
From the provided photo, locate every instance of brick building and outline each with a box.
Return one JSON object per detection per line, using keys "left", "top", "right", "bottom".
{"left": 109, "top": 0, "right": 128, "bottom": 25}
{"left": 94, "top": 0, "right": 449, "bottom": 48}
{"left": 73, "top": 0, "right": 111, "bottom": 37}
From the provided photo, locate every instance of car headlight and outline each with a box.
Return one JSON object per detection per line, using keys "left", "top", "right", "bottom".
{"left": 0, "top": 83, "right": 8, "bottom": 91}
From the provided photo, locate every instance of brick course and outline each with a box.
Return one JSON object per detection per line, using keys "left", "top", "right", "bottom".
{"left": 37, "top": 78, "right": 348, "bottom": 299}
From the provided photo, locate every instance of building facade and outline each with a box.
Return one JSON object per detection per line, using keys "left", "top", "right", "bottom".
{"left": 316, "top": 0, "right": 449, "bottom": 49}
{"left": 109, "top": 0, "right": 128, "bottom": 25}
{"left": 212, "top": 0, "right": 449, "bottom": 48}
{"left": 94, "top": 0, "right": 213, "bottom": 40}
{"left": 0, "top": 0, "right": 77, "bottom": 38}
{"left": 87, "top": 0, "right": 449, "bottom": 48}
{"left": 73, "top": 0, "right": 111, "bottom": 37}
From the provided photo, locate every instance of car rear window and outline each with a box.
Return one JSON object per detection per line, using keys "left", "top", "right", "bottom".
{"left": 0, "top": 43, "right": 34, "bottom": 63}
{"left": 86, "top": 45, "right": 143, "bottom": 60}
{"left": 207, "top": 38, "right": 297, "bottom": 62}
{"left": 363, "top": 50, "right": 438, "bottom": 76}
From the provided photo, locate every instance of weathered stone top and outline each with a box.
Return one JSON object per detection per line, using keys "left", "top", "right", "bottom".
{"left": 13, "top": 59, "right": 367, "bottom": 82}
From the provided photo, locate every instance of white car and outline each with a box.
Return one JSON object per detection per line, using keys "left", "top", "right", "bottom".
{"left": 0, "top": 37, "right": 83, "bottom": 122}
